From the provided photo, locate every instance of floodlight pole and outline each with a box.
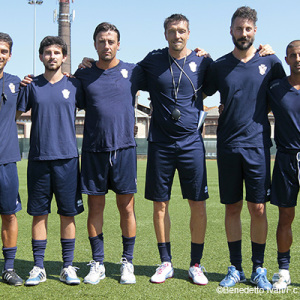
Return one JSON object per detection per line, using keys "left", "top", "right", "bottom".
{"left": 28, "top": 1, "right": 43, "bottom": 76}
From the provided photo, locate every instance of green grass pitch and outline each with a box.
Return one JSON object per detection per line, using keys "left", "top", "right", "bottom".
{"left": 1, "top": 159, "right": 299, "bottom": 299}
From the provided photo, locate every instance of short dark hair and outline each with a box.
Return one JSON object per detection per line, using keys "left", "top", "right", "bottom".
{"left": 164, "top": 14, "right": 189, "bottom": 31}
{"left": 38, "top": 36, "right": 67, "bottom": 55}
{"left": 286, "top": 40, "right": 300, "bottom": 56}
{"left": 0, "top": 32, "right": 13, "bottom": 53}
{"left": 93, "top": 22, "right": 120, "bottom": 42}
{"left": 231, "top": 6, "right": 258, "bottom": 26}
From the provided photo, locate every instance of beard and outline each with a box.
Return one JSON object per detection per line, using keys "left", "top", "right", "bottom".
{"left": 44, "top": 62, "right": 62, "bottom": 71}
{"left": 232, "top": 35, "right": 254, "bottom": 51}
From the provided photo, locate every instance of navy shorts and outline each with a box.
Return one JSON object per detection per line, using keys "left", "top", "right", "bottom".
{"left": 145, "top": 141, "right": 209, "bottom": 202}
{"left": 0, "top": 162, "right": 21, "bottom": 215}
{"left": 81, "top": 147, "right": 137, "bottom": 195}
{"left": 271, "top": 151, "right": 300, "bottom": 208}
{"left": 27, "top": 158, "right": 84, "bottom": 216}
{"left": 217, "top": 147, "right": 270, "bottom": 204}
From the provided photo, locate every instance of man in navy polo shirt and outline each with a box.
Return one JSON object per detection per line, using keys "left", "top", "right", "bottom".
{"left": 17, "top": 36, "right": 84, "bottom": 286}
{"left": 203, "top": 6, "right": 285, "bottom": 290}
{"left": 75, "top": 23, "right": 147, "bottom": 285}
{"left": 139, "top": 14, "right": 212, "bottom": 285}
{"left": 0, "top": 32, "right": 23, "bottom": 286}
{"left": 268, "top": 40, "right": 300, "bottom": 290}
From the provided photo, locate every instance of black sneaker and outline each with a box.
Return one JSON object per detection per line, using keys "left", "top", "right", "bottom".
{"left": 2, "top": 269, "right": 23, "bottom": 286}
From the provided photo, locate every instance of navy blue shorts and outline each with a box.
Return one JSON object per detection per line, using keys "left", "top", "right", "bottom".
{"left": 0, "top": 163, "right": 21, "bottom": 215}
{"left": 81, "top": 147, "right": 137, "bottom": 195}
{"left": 271, "top": 151, "right": 299, "bottom": 208}
{"left": 145, "top": 141, "right": 209, "bottom": 202}
{"left": 27, "top": 158, "right": 83, "bottom": 216}
{"left": 217, "top": 147, "right": 270, "bottom": 204}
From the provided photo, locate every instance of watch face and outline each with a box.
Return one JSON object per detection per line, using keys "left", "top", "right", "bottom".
{"left": 171, "top": 108, "right": 181, "bottom": 121}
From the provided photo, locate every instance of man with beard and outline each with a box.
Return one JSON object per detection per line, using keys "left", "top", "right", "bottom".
{"left": 0, "top": 32, "right": 23, "bottom": 286}
{"left": 268, "top": 40, "right": 300, "bottom": 290}
{"left": 17, "top": 36, "right": 84, "bottom": 286}
{"left": 202, "top": 6, "right": 285, "bottom": 290}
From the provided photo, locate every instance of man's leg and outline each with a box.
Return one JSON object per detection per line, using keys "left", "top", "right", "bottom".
{"left": 272, "top": 207, "right": 294, "bottom": 289}
{"left": 188, "top": 200, "right": 208, "bottom": 285}
{"left": 117, "top": 193, "right": 136, "bottom": 284}
{"left": 247, "top": 202, "right": 267, "bottom": 272}
{"left": 1, "top": 213, "right": 23, "bottom": 286}
{"left": 1, "top": 214, "right": 18, "bottom": 269}
{"left": 25, "top": 215, "right": 48, "bottom": 286}
{"left": 150, "top": 200, "right": 173, "bottom": 283}
{"left": 84, "top": 195, "right": 106, "bottom": 284}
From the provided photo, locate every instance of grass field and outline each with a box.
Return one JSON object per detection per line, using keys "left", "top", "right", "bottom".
{"left": 1, "top": 159, "right": 299, "bottom": 299}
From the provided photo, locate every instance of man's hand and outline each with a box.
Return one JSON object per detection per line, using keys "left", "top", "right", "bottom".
{"left": 78, "top": 57, "right": 95, "bottom": 69}
{"left": 258, "top": 44, "right": 275, "bottom": 56}
{"left": 219, "top": 104, "right": 224, "bottom": 115}
{"left": 194, "top": 48, "right": 211, "bottom": 58}
{"left": 20, "top": 74, "right": 33, "bottom": 87}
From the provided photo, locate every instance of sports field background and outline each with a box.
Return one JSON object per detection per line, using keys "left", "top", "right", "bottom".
{"left": 1, "top": 159, "right": 299, "bottom": 299}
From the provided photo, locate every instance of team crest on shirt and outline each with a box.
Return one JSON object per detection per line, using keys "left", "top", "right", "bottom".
{"left": 9, "top": 83, "right": 16, "bottom": 93}
{"left": 120, "top": 69, "right": 128, "bottom": 78}
{"left": 62, "top": 89, "right": 70, "bottom": 99}
{"left": 189, "top": 62, "right": 197, "bottom": 72}
{"left": 258, "top": 64, "right": 267, "bottom": 75}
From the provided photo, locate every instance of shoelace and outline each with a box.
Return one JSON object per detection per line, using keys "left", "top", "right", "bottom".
{"left": 156, "top": 264, "right": 168, "bottom": 274}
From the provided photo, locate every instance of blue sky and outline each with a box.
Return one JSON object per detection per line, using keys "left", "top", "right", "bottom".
{"left": 2, "top": 0, "right": 296, "bottom": 106}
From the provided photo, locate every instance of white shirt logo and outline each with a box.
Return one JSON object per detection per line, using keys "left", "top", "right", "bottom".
{"left": 9, "top": 83, "right": 16, "bottom": 93}
{"left": 62, "top": 89, "right": 70, "bottom": 99}
{"left": 189, "top": 62, "right": 197, "bottom": 72}
{"left": 121, "top": 69, "right": 128, "bottom": 78}
{"left": 259, "top": 64, "right": 267, "bottom": 75}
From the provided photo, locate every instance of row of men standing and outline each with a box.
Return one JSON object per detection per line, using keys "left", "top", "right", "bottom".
{"left": 0, "top": 6, "right": 299, "bottom": 291}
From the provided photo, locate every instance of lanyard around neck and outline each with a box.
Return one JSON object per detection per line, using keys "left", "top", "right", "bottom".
{"left": 168, "top": 54, "right": 187, "bottom": 104}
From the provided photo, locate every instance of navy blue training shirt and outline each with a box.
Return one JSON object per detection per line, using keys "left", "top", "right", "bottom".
{"left": 74, "top": 61, "right": 147, "bottom": 152}
{"left": 0, "top": 73, "right": 21, "bottom": 164}
{"left": 139, "top": 48, "right": 212, "bottom": 144}
{"left": 17, "top": 75, "right": 84, "bottom": 160}
{"left": 269, "top": 77, "right": 300, "bottom": 151}
{"left": 203, "top": 52, "right": 285, "bottom": 148}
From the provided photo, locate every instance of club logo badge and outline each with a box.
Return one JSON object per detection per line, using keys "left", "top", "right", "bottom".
{"left": 259, "top": 64, "right": 267, "bottom": 75}
{"left": 62, "top": 89, "right": 70, "bottom": 99}
{"left": 189, "top": 62, "right": 197, "bottom": 72}
{"left": 121, "top": 69, "right": 128, "bottom": 78}
{"left": 9, "top": 83, "right": 15, "bottom": 93}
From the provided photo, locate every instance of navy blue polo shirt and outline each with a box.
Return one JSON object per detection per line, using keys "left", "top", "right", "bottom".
{"left": 139, "top": 48, "right": 212, "bottom": 146}
{"left": 0, "top": 73, "right": 21, "bottom": 164}
{"left": 203, "top": 52, "right": 285, "bottom": 148}
{"left": 74, "top": 60, "right": 147, "bottom": 152}
{"left": 269, "top": 77, "right": 300, "bottom": 151}
{"left": 17, "top": 75, "right": 84, "bottom": 160}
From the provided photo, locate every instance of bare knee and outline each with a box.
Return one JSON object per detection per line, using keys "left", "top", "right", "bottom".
{"left": 1, "top": 214, "right": 16, "bottom": 225}
{"left": 225, "top": 201, "right": 243, "bottom": 217}
{"left": 248, "top": 203, "right": 266, "bottom": 219}
{"left": 278, "top": 207, "right": 295, "bottom": 228}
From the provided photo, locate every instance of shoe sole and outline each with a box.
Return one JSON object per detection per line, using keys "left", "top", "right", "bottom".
{"left": 60, "top": 278, "right": 80, "bottom": 285}
{"left": 120, "top": 279, "right": 136, "bottom": 284}
{"left": 83, "top": 274, "right": 105, "bottom": 285}
{"left": 150, "top": 271, "right": 174, "bottom": 284}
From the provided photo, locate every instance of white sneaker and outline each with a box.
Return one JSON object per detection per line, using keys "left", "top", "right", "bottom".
{"left": 25, "top": 266, "right": 47, "bottom": 286}
{"left": 83, "top": 260, "right": 105, "bottom": 285}
{"left": 150, "top": 262, "right": 174, "bottom": 283}
{"left": 188, "top": 264, "right": 208, "bottom": 285}
{"left": 120, "top": 258, "right": 136, "bottom": 284}
{"left": 60, "top": 265, "right": 80, "bottom": 285}
{"left": 272, "top": 269, "right": 291, "bottom": 290}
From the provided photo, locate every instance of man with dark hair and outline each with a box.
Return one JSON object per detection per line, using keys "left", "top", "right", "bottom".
{"left": 268, "top": 40, "right": 300, "bottom": 290}
{"left": 0, "top": 32, "right": 23, "bottom": 286}
{"left": 75, "top": 22, "right": 147, "bottom": 285}
{"left": 17, "top": 36, "right": 84, "bottom": 286}
{"left": 203, "top": 6, "right": 285, "bottom": 290}
{"left": 139, "top": 13, "right": 212, "bottom": 285}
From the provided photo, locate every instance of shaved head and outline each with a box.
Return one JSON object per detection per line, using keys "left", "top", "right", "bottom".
{"left": 286, "top": 40, "right": 300, "bottom": 56}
